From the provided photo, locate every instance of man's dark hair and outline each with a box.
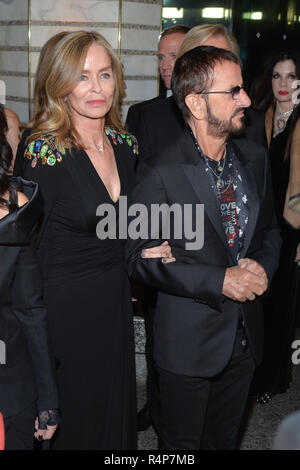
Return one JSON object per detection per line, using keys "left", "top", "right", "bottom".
{"left": 171, "top": 45, "right": 240, "bottom": 120}
{"left": 160, "top": 25, "right": 190, "bottom": 40}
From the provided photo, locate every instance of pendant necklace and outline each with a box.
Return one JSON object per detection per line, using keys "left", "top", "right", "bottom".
{"left": 275, "top": 105, "right": 294, "bottom": 135}
{"left": 206, "top": 146, "right": 227, "bottom": 190}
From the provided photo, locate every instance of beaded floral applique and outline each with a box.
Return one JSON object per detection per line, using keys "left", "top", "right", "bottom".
{"left": 25, "top": 136, "right": 65, "bottom": 168}
{"left": 105, "top": 127, "right": 139, "bottom": 155}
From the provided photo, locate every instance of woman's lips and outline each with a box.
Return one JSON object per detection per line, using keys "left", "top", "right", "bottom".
{"left": 86, "top": 100, "right": 106, "bottom": 105}
{"left": 279, "top": 91, "right": 289, "bottom": 95}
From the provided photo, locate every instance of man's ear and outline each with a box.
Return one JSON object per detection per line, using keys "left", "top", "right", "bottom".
{"left": 185, "top": 93, "right": 204, "bottom": 120}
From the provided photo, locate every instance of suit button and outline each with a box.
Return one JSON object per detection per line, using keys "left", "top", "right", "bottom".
{"left": 194, "top": 299, "right": 207, "bottom": 304}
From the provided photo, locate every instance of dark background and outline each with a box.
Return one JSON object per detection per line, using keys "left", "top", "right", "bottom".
{"left": 162, "top": 0, "right": 300, "bottom": 91}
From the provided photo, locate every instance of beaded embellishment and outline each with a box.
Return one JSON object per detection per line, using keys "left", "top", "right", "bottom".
{"left": 105, "top": 127, "right": 139, "bottom": 155}
{"left": 25, "top": 128, "right": 138, "bottom": 168}
{"left": 25, "top": 136, "right": 65, "bottom": 168}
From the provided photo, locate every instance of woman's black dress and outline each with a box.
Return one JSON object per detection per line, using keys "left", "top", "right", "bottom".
{"left": 18, "top": 128, "right": 138, "bottom": 449}
{"left": 253, "top": 114, "right": 300, "bottom": 396}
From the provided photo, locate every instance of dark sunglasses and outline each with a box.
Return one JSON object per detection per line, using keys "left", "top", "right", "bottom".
{"left": 200, "top": 85, "right": 246, "bottom": 100}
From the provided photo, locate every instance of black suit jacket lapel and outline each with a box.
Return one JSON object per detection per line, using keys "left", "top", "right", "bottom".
{"left": 178, "top": 129, "right": 230, "bottom": 252}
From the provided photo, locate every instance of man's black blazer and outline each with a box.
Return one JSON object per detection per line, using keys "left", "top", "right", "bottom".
{"left": 127, "top": 96, "right": 267, "bottom": 159}
{"left": 126, "top": 129, "right": 281, "bottom": 378}
{"left": 126, "top": 95, "right": 164, "bottom": 135}
{"left": 0, "top": 178, "right": 58, "bottom": 418}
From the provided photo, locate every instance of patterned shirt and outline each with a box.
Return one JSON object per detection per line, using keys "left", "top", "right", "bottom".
{"left": 190, "top": 131, "right": 249, "bottom": 262}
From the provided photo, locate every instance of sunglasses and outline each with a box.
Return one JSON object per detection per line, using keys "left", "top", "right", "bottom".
{"left": 200, "top": 85, "right": 246, "bottom": 100}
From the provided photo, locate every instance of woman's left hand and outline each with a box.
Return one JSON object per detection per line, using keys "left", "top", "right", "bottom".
{"left": 141, "top": 241, "right": 176, "bottom": 264}
{"left": 34, "top": 410, "right": 59, "bottom": 441}
{"left": 295, "top": 242, "right": 300, "bottom": 264}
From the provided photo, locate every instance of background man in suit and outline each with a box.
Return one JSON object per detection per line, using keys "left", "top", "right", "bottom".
{"left": 126, "top": 46, "right": 281, "bottom": 449}
{"left": 130, "top": 24, "right": 267, "bottom": 160}
{"left": 126, "top": 25, "right": 190, "bottom": 133}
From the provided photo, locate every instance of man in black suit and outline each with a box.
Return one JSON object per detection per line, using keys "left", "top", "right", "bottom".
{"left": 126, "top": 46, "right": 281, "bottom": 449}
{"left": 126, "top": 25, "right": 190, "bottom": 133}
{"left": 129, "top": 24, "right": 267, "bottom": 159}
{"left": 127, "top": 24, "right": 190, "bottom": 432}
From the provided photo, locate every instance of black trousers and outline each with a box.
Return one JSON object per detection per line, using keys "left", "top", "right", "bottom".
{"left": 4, "top": 402, "right": 36, "bottom": 450}
{"left": 156, "top": 325, "right": 256, "bottom": 450}
{"left": 143, "top": 302, "right": 160, "bottom": 432}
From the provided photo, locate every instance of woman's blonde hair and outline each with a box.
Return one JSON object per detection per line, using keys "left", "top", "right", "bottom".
{"left": 177, "top": 24, "right": 240, "bottom": 60}
{"left": 28, "top": 30, "right": 125, "bottom": 150}
{"left": 32, "top": 31, "right": 69, "bottom": 116}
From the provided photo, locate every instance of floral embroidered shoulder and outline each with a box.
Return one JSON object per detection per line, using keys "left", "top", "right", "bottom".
{"left": 25, "top": 135, "right": 64, "bottom": 168}
{"left": 24, "top": 127, "right": 138, "bottom": 168}
{"left": 105, "top": 127, "right": 139, "bottom": 155}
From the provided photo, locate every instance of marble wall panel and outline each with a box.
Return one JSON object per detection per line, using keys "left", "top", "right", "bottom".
{"left": 121, "top": 105, "right": 129, "bottom": 123}
{"left": 30, "top": 51, "right": 41, "bottom": 75}
{"left": 0, "top": 79, "right": 5, "bottom": 105}
{"left": 125, "top": 78, "right": 157, "bottom": 101}
{"left": 0, "top": 0, "right": 162, "bottom": 126}
{"left": 0, "top": 25, "right": 28, "bottom": 47}
{"left": 121, "top": 54, "right": 158, "bottom": 77}
{"left": 30, "top": 25, "right": 119, "bottom": 49}
{"left": 122, "top": 1, "right": 162, "bottom": 26}
{"left": 0, "top": 50, "right": 28, "bottom": 73}
{"left": 0, "top": 0, "right": 28, "bottom": 21}
{"left": 0, "top": 74, "right": 28, "bottom": 98}
{"left": 126, "top": 0, "right": 162, "bottom": 3}
{"left": 121, "top": 28, "right": 159, "bottom": 51}
{"left": 30, "top": 0, "right": 119, "bottom": 23}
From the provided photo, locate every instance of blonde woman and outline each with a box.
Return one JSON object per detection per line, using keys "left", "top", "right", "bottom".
{"left": 14, "top": 31, "right": 172, "bottom": 450}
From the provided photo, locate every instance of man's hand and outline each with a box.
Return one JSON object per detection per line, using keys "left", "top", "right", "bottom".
{"left": 238, "top": 258, "right": 268, "bottom": 285}
{"left": 222, "top": 261, "right": 268, "bottom": 302}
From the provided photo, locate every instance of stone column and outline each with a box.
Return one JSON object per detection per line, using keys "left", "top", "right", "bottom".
{"left": 0, "top": 0, "right": 29, "bottom": 122}
{"left": 0, "top": 0, "right": 162, "bottom": 123}
{"left": 120, "top": 0, "right": 162, "bottom": 117}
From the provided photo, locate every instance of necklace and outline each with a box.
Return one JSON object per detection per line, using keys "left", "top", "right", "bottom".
{"left": 275, "top": 105, "right": 295, "bottom": 135}
{"left": 276, "top": 105, "right": 294, "bottom": 117}
{"left": 206, "top": 146, "right": 227, "bottom": 189}
{"left": 85, "top": 136, "right": 105, "bottom": 152}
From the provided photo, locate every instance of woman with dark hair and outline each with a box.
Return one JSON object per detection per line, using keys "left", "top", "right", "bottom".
{"left": 14, "top": 30, "right": 173, "bottom": 450}
{"left": 0, "top": 104, "right": 59, "bottom": 449}
{"left": 251, "top": 51, "right": 300, "bottom": 402}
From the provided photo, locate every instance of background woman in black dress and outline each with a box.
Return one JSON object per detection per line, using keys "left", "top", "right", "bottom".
{"left": 251, "top": 51, "right": 300, "bottom": 402}
{"left": 0, "top": 104, "right": 59, "bottom": 449}
{"left": 14, "top": 31, "right": 173, "bottom": 450}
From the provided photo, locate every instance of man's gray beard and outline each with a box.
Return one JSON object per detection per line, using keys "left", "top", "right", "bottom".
{"left": 206, "top": 103, "right": 246, "bottom": 138}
